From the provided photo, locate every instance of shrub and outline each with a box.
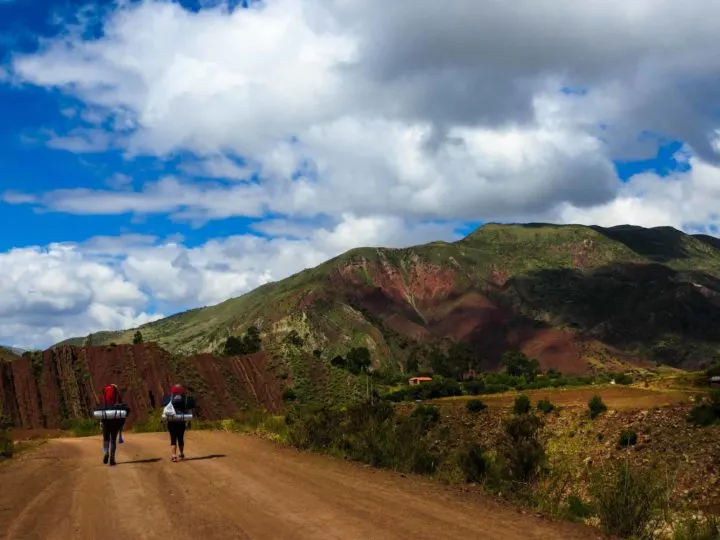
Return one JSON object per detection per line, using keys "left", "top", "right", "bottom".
{"left": 589, "top": 460, "right": 671, "bottom": 538}
{"left": 459, "top": 443, "right": 488, "bottom": 483}
{"left": 672, "top": 514, "right": 720, "bottom": 540}
{"left": 410, "top": 404, "right": 440, "bottom": 430}
{"left": 497, "top": 413, "right": 545, "bottom": 486}
{"left": 566, "top": 494, "right": 593, "bottom": 520}
{"left": 132, "top": 410, "right": 165, "bottom": 433}
{"left": 513, "top": 394, "right": 532, "bottom": 415}
{"left": 614, "top": 372, "right": 633, "bottom": 385}
{"left": 618, "top": 429, "right": 638, "bottom": 448}
{"left": 687, "top": 391, "right": 720, "bottom": 427}
{"left": 464, "top": 380, "right": 485, "bottom": 395}
{"left": 537, "top": 399, "right": 555, "bottom": 414}
{"left": 60, "top": 418, "right": 102, "bottom": 437}
{"left": 282, "top": 387, "right": 297, "bottom": 402}
{"left": 0, "top": 429, "right": 13, "bottom": 459}
{"left": 588, "top": 395, "right": 608, "bottom": 419}
{"left": 466, "top": 399, "right": 487, "bottom": 413}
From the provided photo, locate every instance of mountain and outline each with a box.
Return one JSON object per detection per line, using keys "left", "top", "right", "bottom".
{"left": 56, "top": 223, "right": 720, "bottom": 373}
{"left": 0, "top": 347, "right": 20, "bottom": 363}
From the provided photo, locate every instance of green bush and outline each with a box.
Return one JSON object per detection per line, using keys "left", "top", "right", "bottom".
{"left": 618, "top": 429, "right": 638, "bottom": 448}
{"left": 459, "top": 443, "right": 488, "bottom": 483}
{"left": 282, "top": 387, "right": 297, "bottom": 402}
{"left": 513, "top": 394, "right": 532, "bottom": 415}
{"left": 0, "top": 429, "right": 13, "bottom": 459}
{"left": 537, "top": 399, "right": 555, "bottom": 414}
{"left": 566, "top": 494, "right": 593, "bottom": 520}
{"left": 588, "top": 395, "right": 608, "bottom": 419}
{"left": 687, "top": 392, "right": 720, "bottom": 427}
{"left": 589, "top": 460, "right": 670, "bottom": 538}
{"left": 466, "top": 399, "right": 487, "bottom": 413}
{"left": 132, "top": 410, "right": 165, "bottom": 433}
{"left": 410, "top": 404, "right": 440, "bottom": 430}
{"left": 614, "top": 372, "right": 634, "bottom": 385}
{"left": 286, "top": 402, "right": 441, "bottom": 475}
{"left": 60, "top": 418, "right": 103, "bottom": 437}
{"left": 464, "top": 380, "right": 485, "bottom": 395}
{"left": 497, "top": 413, "right": 545, "bottom": 486}
{"left": 672, "top": 514, "right": 720, "bottom": 540}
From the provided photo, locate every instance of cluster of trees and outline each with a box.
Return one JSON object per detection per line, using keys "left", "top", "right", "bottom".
{"left": 223, "top": 326, "right": 262, "bottom": 356}
{"left": 331, "top": 347, "right": 372, "bottom": 375}
{"left": 389, "top": 348, "right": 638, "bottom": 402}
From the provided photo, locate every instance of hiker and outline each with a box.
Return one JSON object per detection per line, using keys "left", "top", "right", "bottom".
{"left": 162, "top": 384, "right": 193, "bottom": 462}
{"left": 98, "top": 384, "right": 127, "bottom": 466}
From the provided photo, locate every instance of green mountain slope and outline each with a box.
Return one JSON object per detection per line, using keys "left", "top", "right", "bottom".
{"left": 56, "top": 223, "right": 720, "bottom": 372}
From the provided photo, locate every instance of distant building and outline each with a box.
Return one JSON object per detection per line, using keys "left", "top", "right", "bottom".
{"left": 409, "top": 376, "right": 433, "bottom": 386}
{"left": 709, "top": 376, "right": 720, "bottom": 389}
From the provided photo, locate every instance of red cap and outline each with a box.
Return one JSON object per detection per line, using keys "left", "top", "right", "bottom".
{"left": 171, "top": 384, "right": 185, "bottom": 395}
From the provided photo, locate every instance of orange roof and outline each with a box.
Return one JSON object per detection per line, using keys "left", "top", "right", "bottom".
{"left": 409, "top": 377, "right": 433, "bottom": 381}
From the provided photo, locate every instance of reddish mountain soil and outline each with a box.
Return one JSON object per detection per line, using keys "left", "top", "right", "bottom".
{"left": 333, "top": 258, "right": 628, "bottom": 373}
{"left": 0, "top": 344, "right": 282, "bottom": 429}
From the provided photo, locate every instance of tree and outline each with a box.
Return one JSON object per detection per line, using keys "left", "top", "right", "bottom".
{"left": 223, "top": 326, "right": 262, "bottom": 357}
{"left": 84, "top": 333, "right": 93, "bottom": 346}
{"left": 346, "top": 347, "right": 371, "bottom": 374}
{"left": 133, "top": 331, "right": 144, "bottom": 344}
{"left": 243, "top": 326, "right": 262, "bottom": 354}
{"left": 502, "top": 350, "right": 540, "bottom": 380}
{"left": 224, "top": 336, "right": 246, "bottom": 356}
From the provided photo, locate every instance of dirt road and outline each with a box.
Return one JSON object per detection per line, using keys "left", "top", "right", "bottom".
{"left": 0, "top": 432, "right": 605, "bottom": 540}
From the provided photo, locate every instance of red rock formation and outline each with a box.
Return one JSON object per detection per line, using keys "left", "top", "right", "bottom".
{"left": 0, "top": 344, "right": 282, "bottom": 429}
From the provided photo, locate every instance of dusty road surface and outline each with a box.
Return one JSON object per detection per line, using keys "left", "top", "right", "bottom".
{"left": 0, "top": 432, "right": 606, "bottom": 540}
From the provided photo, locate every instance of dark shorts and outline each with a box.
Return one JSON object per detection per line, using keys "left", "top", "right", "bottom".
{"left": 168, "top": 421, "right": 186, "bottom": 446}
{"left": 102, "top": 418, "right": 125, "bottom": 442}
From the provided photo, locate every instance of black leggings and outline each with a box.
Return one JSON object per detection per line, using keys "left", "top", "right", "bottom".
{"left": 168, "top": 421, "right": 186, "bottom": 447}
{"left": 102, "top": 419, "right": 125, "bottom": 456}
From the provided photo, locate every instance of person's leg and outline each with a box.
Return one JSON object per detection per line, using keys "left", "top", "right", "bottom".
{"left": 109, "top": 422, "right": 119, "bottom": 466}
{"left": 168, "top": 423, "right": 178, "bottom": 461}
{"left": 102, "top": 421, "right": 110, "bottom": 464}
{"left": 177, "top": 422, "right": 186, "bottom": 459}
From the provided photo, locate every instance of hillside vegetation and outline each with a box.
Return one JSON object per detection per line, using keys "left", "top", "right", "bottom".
{"left": 56, "top": 223, "right": 720, "bottom": 374}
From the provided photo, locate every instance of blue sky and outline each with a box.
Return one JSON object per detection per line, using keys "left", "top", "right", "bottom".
{"left": 0, "top": 0, "right": 717, "bottom": 348}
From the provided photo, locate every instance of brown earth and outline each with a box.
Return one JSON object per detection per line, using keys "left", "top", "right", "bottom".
{"left": 436, "top": 385, "right": 694, "bottom": 410}
{"left": 0, "top": 431, "right": 608, "bottom": 540}
{"left": 0, "top": 344, "right": 283, "bottom": 429}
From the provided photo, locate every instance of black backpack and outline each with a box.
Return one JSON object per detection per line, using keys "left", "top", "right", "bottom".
{"left": 170, "top": 394, "right": 196, "bottom": 413}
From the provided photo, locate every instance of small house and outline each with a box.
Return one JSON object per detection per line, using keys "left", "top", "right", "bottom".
{"left": 409, "top": 376, "right": 433, "bottom": 386}
{"left": 709, "top": 376, "right": 720, "bottom": 389}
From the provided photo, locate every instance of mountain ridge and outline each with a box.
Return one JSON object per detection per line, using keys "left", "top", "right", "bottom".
{"left": 54, "top": 223, "right": 720, "bottom": 373}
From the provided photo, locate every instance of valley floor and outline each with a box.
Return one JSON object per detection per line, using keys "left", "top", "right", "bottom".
{"left": 0, "top": 431, "right": 606, "bottom": 540}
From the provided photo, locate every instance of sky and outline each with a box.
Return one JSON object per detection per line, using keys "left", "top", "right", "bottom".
{"left": 1, "top": 0, "right": 719, "bottom": 349}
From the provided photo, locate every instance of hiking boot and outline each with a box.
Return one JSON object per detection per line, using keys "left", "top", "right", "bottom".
{"left": 103, "top": 454, "right": 109, "bottom": 464}
{"left": 109, "top": 456, "right": 116, "bottom": 466}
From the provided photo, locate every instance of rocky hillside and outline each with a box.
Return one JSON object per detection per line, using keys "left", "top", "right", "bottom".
{"left": 57, "top": 223, "right": 720, "bottom": 374}
{"left": 0, "top": 344, "right": 285, "bottom": 429}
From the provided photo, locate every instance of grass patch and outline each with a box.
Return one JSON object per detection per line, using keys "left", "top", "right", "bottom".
{"left": 589, "top": 459, "right": 672, "bottom": 538}
{"left": 60, "top": 419, "right": 102, "bottom": 437}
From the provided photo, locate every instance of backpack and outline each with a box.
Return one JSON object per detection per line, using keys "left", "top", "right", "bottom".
{"left": 102, "top": 384, "right": 121, "bottom": 406}
{"left": 170, "top": 393, "right": 196, "bottom": 413}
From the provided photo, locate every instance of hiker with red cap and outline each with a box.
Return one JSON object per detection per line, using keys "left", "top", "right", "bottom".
{"left": 94, "top": 383, "right": 129, "bottom": 466}
{"left": 161, "top": 384, "right": 195, "bottom": 462}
